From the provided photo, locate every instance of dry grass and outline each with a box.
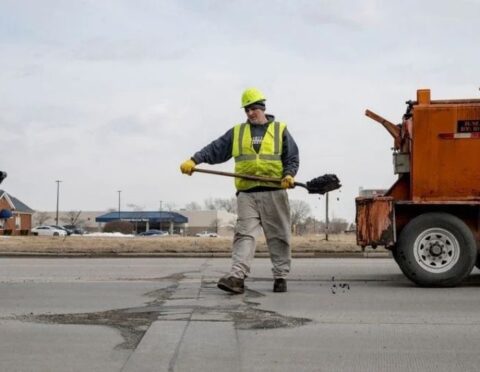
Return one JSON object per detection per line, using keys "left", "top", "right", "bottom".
{"left": 0, "top": 233, "right": 385, "bottom": 256}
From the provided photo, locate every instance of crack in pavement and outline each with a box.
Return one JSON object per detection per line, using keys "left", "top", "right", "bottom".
{"left": 10, "top": 272, "right": 311, "bottom": 351}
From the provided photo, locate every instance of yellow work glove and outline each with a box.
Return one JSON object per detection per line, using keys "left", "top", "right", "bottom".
{"left": 281, "top": 175, "right": 295, "bottom": 189}
{"left": 180, "top": 159, "right": 196, "bottom": 175}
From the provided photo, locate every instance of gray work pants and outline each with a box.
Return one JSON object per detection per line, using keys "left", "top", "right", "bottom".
{"left": 229, "top": 189, "right": 291, "bottom": 279}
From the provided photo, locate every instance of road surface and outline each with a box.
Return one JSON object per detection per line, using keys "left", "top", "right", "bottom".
{"left": 1, "top": 257, "right": 480, "bottom": 372}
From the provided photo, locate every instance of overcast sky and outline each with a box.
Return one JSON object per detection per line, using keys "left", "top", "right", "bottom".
{"left": 1, "top": 0, "right": 479, "bottom": 222}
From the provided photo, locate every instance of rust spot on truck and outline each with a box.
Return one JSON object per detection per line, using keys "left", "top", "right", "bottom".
{"left": 356, "top": 196, "right": 395, "bottom": 247}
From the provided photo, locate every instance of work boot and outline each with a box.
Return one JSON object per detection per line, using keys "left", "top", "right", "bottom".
{"left": 273, "top": 278, "right": 287, "bottom": 293}
{"left": 217, "top": 276, "right": 245, "bottom": 294}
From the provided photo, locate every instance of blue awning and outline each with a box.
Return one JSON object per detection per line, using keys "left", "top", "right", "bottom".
{"left": 95, "top": 211, "right": 188, "bottom": 223}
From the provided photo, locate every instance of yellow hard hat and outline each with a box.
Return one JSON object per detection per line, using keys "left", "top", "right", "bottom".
{"left": 241, "top": 87, "right": 266, "bottom": 108}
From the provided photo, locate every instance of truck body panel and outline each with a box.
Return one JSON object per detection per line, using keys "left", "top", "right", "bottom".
{"left": 411, "top": 105, "right": 480, "bottom": 202}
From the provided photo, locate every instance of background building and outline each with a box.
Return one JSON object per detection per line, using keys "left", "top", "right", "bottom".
{"left": 0, "top": 190, "right": 34, "bottom": 235}
{"left": 33, "top": 209, "right": 237, "bottom": 236}
{"left": 95, "top": 211, "right": 188, "bottom": 234}
{"left": 176, "top": 210, "right": 236, "bottom": 237}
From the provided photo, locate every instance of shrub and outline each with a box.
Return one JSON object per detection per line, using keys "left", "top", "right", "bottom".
{"left": 103, "top": 221, "right": 134, "bottom": 234}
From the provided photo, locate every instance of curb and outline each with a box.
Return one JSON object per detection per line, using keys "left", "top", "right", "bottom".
{"left": 0, "top": 251, "right": 392, "bottom": 259}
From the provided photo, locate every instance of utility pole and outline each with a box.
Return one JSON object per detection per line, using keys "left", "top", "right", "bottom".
{"left": 325, "top": 192, "right": 329, "bottom": 241}
{"left": 159, "top": 200, "right": 163, "bottom": 212}
{"left": 55, "top": 180, "right": 62, "bottom": 225}
{"left": 117, "top": 190, "right": 122, "bottom": 220}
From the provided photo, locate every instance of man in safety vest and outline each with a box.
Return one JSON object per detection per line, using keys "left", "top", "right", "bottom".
{"left": 180, "top": 88, "right": 299, "bottom": 294}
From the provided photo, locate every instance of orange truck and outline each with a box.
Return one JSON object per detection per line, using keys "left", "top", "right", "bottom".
{"left": 356, "top": 89, "right": 480, "bottom": 287}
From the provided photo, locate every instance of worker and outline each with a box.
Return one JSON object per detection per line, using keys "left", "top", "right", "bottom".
{"left": 180, "top": 87, "right": 299, "bottom": 294}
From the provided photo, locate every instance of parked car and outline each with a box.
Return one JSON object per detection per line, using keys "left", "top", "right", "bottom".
{"left": 63, "top": 225, "right": 85, "bottom": 235}
{"left": 195, "top": 231, "right": 219, "bottom": 238}
{"left": 31, "top": 226, "right": 67, "bottom": 237}
{"left": 49, "top": 225, "right": 72, "bottom": 236}
{"left": 137, "top": 229, "right": 169, "bottom": 236}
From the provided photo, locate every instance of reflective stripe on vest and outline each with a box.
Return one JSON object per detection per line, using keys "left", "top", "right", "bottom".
{"left": 232, "top": 121, "right": 286, "bottom": 191}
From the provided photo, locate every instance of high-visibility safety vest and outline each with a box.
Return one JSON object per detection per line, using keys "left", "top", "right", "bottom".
{"left": 232, "top": 121, "right": 286, "bottom": 191}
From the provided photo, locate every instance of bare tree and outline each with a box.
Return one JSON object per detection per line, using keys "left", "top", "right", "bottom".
{"left": 328, "top": 218, "right": 349, "bottom": 234}
{"left": 127, "top": 203, "right": 144, "bottom": 211}
{"left": 203, "top": 198, "right": 216, "bottom": 210}
{"left": 217, "top": 197, "right": 237, "bottom": 214}
{"left": 289, "top": 199, "right": 311, "bottom": 234}
{"left": 34, "top": 212, "right": 50, "bottom": 226}
{"left": 185, "top": 201, "right": 202, "bottom": 211}
{"left": 164, "top": 202, "right": 177, "bottom": 211}
{"left": 203, "top": 197, "right": 237, "bottom": 213}
{"left": 60, "top": 211, "right": 83, "bottom": 225}
{"left": 297, "top": 216, "right": 321, "bottom": 235}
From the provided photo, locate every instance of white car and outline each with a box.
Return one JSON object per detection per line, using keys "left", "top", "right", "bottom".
{"left": 195, "top": 231, "right": 219, "bottom": 238}
{"left": 31, "top": 226, "right": 67, "bottom": 237}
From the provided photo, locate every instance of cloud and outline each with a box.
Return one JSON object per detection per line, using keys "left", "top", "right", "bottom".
{"left": 73, "top": 38, "right": 190, "bottom": 62}
{"left": 1, "top": 0, "right": 479, "bottom": 220}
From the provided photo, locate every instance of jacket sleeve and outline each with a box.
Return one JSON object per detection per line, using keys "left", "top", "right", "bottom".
{"left": 191, "top": 128, "right": 233, "bottom": 165}
{"left": 282, "top": 127, "right": 300, "bottom": 177}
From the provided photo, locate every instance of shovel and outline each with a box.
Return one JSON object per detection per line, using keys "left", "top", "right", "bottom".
{"left": 192, "top": 168, "right": 341, "bottom": 195}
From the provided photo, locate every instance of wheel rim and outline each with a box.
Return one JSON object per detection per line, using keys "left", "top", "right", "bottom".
{"left": 413, "top": 228, "right": 460, "bottom": 273}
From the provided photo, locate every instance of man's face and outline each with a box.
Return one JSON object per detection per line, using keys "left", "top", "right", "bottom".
{"left": 245, "top": 106, "right": 267, "bottom": 124}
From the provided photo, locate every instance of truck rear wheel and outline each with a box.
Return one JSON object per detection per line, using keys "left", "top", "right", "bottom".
{"left": 396, "top": 212, "right": 476, "bottom": 287}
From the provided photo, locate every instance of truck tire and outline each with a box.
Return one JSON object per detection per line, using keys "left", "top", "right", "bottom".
{"left": 391, "top": 248, "right": 405, "bottom": 269}
{"left": 396, "top": 212, "right": 476, "bottom": 287}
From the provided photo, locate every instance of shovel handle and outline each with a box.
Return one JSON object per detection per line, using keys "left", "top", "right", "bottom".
{"left": 193, "top": 168, "right": 281, "bottom": 182}
{"left": 192, "top": 168, "right": 309, "bottom": 191}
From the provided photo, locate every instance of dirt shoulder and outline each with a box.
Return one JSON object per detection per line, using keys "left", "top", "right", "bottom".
{"left": 0, "top": 234, "right": 388, "bottom": 257}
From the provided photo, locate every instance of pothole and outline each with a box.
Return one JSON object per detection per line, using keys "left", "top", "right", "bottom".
{"left": 14, "top": 281, "right": 179, "bottom": 350}
{"left": 18, "top": 308, "right": 158, "bottom": 349}
{"left": 12, "top": 273, "right": 312, "bottom": 350}
{"left": 199, "top": 281, "right": 311, "bottom": 330}
{"left": 232, "top": 308, "right": 310, "bottom": 330}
